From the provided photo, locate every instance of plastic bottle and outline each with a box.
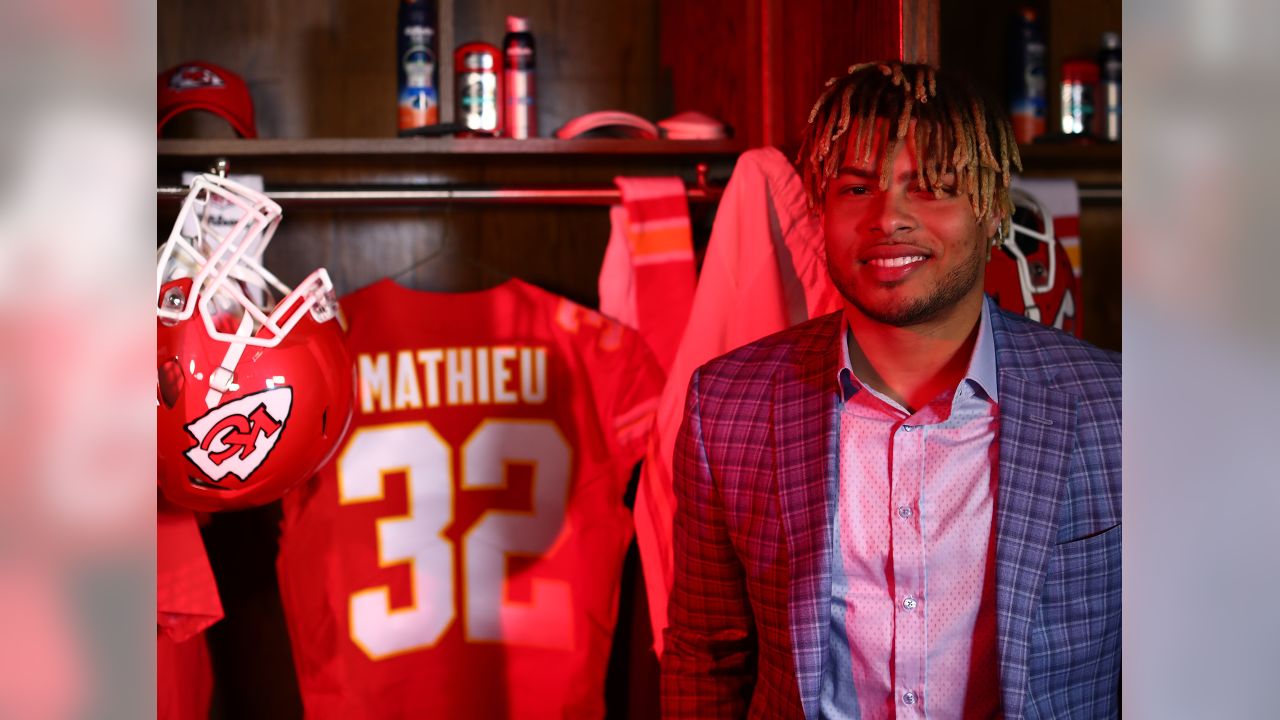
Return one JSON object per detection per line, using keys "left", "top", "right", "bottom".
{"left": 1097, "top": 31, "right": 1121, "bottom": 142}
{"left": 1008, "top": 7, "right": 1047, "bottom": 145}
{"left": 397, "top": 0, "right": 439, "bottom": 132}
{"left": 502, "top": 16, "right": 537, "bottom": 139}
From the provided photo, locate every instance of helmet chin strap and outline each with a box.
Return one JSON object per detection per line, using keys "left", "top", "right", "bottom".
{"left": 205, "top": 311, "right": 254, "bottom": 409}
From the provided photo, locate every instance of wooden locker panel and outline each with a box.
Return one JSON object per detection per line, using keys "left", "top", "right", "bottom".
{"left": 661, "top": 0, "right": 936, "bottom": 152}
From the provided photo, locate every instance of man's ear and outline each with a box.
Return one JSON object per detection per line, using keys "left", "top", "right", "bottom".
{"left": 982, "top": 210, "right": 1003, "bottom": 243}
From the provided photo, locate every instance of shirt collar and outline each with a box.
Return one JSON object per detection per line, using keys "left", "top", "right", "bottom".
{"left": 835, "top": 299, "right": 999, "bottom": 404}
{"left": 968, "top": 299, "right": 998, "bottom": 402}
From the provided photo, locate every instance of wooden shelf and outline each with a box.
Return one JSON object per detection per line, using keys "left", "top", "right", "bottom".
{"left": 157, "top": 138, "right": 746, "bottom": 159}
{"left": 1017, "top": 142, "right": 1121, "bottom": 188}
{"left": 1019, "top": 142, "right": 1119, "bottom": 167}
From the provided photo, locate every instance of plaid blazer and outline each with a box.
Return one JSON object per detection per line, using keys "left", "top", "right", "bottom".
{"left": 661, "top": 298, "right": 1121, "bottom": 719}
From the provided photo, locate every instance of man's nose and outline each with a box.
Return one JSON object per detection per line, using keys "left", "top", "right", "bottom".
{"left": 869, "top": 190, "right": 916, "bottom": 237}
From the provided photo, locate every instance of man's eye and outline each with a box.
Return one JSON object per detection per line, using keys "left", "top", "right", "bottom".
{"left": 840, "top": 185, "right": 871, "bottom": 196}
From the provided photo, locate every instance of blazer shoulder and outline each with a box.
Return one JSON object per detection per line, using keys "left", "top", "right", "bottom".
{"left": 991, "top": 303, "right": 1121, "bottom": 396}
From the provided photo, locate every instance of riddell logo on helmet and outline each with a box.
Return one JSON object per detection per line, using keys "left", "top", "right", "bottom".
{"left": 183, "top": 387, "right": 292, "bottom": 484}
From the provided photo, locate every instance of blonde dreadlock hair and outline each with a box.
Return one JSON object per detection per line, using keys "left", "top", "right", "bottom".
{"left": 797, "top": 61, "right": 1022, "bottom": 239}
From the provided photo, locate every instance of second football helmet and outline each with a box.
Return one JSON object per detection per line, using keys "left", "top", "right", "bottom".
{"left": 985, "top": 186, "right": 1081, "bottom": 335}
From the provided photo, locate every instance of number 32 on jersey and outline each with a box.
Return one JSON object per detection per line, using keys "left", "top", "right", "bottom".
{"left": 337, "top": 419, "right": 572, "bottom": 660}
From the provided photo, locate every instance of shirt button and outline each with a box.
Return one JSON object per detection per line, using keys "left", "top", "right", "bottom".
{"left": 903, "top": 595, "right": 918, "bottom": 610}
{"left": 903, "top": 691, "right": 918, "bottom": 705}
{"left": 898, "top": 506, "right": 913, "bottom": 519}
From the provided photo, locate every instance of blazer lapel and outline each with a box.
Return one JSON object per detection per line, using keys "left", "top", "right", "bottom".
{"left": 990, "top": 306, "right": 1078, "bottom": 719}
{"left": 773, "top": 313, "right": 842, "bottom": 719}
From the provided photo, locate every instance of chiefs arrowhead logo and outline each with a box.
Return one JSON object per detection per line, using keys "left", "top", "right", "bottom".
{"left": 184, "top": 387, "right": 292, "bottom": 484}
{"left": 170, "top": 65, "right": 226, "bottom": 91}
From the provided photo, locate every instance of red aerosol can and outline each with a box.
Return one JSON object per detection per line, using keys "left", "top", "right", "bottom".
{"left": 502, "top": 16, "right": 536, "bottom": 138}
{"left": 455, "top": 42, "right": 501, "bottom": 135}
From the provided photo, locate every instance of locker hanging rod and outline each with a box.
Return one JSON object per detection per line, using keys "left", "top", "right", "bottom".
{"left": 157, "top": 183, "right": 1118, "bottom": 204}
{"left": 158, "top": 158, "right": 723, "bottom": 206}
{"left": 156, "top": 184, "right": 723, "bottom": 206}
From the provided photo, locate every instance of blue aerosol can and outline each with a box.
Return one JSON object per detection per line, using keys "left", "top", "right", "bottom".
{"left": 1008, "top": 7, "right": 1047, "bottom": 144}
{"left": 397, "top": 0, "right": 439, "bottom": 131}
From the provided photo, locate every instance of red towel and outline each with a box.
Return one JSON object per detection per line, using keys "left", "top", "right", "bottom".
{"left": 598, "top": 177, "right": 696, "bottom": 372}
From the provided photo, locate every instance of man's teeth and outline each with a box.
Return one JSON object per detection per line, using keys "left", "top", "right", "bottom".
{"left": 868, "top": 255, "right": 926, "bottom": 268}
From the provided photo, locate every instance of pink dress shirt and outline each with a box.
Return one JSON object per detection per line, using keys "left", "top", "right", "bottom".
{"left": 821, "top": 301, "right": 1002, "bottom": 720}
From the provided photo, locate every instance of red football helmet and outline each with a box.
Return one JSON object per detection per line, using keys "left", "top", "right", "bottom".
{"left": 985, "top": 186, "right": 1081, "bottom": 336}
{"left": 157, "top": 174, "right": 355, "bottom": 512}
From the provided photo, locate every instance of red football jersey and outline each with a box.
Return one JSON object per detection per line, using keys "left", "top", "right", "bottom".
{"left": 157, "top": 500, "right": 222, "bottom": 720}
{"left": 277, "top": 278, "right": 665, "bottom": 719}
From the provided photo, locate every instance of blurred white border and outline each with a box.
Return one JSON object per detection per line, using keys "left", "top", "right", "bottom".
{"left": 0, "top": 0, "right": 156, "bottom": 716}
{"left": 1127, "top": 0, "right": 1280, "bottom": 717}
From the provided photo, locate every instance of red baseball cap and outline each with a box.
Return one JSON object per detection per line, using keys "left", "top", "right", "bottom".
{"left": 158, "top": 61, "right": 257, "bottom": 138}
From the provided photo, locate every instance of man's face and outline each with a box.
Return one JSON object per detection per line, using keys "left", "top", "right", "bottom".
{"left": 822, "top": 123, "right": 999, "bottom": 327}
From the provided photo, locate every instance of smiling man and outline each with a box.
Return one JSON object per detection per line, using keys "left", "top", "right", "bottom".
{"left": 661, "top": 63, "right": 1121, "bottom": 720}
